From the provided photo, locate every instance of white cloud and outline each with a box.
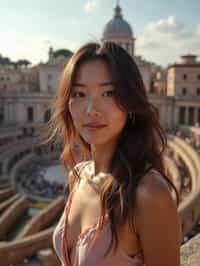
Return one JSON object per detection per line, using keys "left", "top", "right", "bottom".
{"left": 137, "top": 37, "right": 159, "bottom": 49}
{"left": 146, "top": 16, "right": 196, "bottom": 42}
{"left": 84, "top": 0, "right": 97, "bottom": 14}
{"left": 196, "top": 24, "right": 200, "bottom": 36}
{"left": 146, "top": 16, "right": 184, "bottom": 34}
{"left": 136, "top": 16, "right": 200, "bottom": 66}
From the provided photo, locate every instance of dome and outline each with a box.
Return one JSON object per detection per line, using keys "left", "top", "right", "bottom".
{"left": 103, "top": 5, "right": 133, "bottom": 39}
{"left": 53, "top": 49, "right": 73, "bottom": 58}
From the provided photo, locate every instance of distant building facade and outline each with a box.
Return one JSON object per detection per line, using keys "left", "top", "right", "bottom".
{"left": 102, "top": 4, "right": 152, "bottom": 93}
{"left": 167, "top": 55, "right": 200, "bottom": 126}
{"left": 39, "top": 47, "right": 72, "bottom": 93}
{"left": 0, "top": 3, "right": 200, "bottom": 133}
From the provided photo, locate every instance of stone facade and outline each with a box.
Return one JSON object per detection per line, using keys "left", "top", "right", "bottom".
{"left": 0, "top": 4, "right": 200, "bottom": 133}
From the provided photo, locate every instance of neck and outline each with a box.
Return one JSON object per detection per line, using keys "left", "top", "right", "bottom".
{"left": 90, "top": 139, "right": 118, "bottom": 175}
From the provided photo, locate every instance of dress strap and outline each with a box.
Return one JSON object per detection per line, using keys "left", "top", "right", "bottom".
{"left": 64, "top": 178, "right": 80, "bottom": 214}
{"left": 61, "top": 178, "right": 80, "bottom": 265}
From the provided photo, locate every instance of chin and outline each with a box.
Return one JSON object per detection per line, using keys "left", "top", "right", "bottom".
{"left": 83, "top": 138, "right": 107, "bottom": 146}
{"left": 82, "top": 135, "right": 118, "bottom": 147}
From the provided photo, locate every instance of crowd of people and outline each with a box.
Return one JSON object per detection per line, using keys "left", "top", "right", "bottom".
{"left": 17, "top": 159, "right": 64, "bottom": 200}
{"left": 169, "top": 123, "right": 200, "bottom": 155}
{"left": 166, "top": 126, "right": 200, "bottom": 196}
{"left": 167, "top": 125, "right": 200, "bottom": 243}
{"left": 165, "top": 146, "right": 192, "bottom": 198}
{"left": 14, "top": 126, "right": 200, "bottom": 245}
{"left": 16, "top": 128, "right": 198, "bottom": 202}
{"left": 176, "top": 157, "right": 192, "bottom": 197}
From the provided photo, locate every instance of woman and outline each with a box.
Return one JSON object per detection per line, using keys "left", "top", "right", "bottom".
{"left": 49, "top": 42, "right": 181, "bottom": 265}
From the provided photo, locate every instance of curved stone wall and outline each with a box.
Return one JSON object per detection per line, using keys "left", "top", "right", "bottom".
{"left": 168, "top": 135, "right": 200, "bottom": 239}
{"left": 163, "top": 154, "right": 181, "bottom": 193}
{"left": 0, "top": 187, "right": 15, "bottom": 201}
{"left": 0, "top": 193, "right": 21, "bottom": 214}
{"left": 0, "top": 195, "right": 29, "bottom": 240}
{"left": 0, "top": 227, "right": 54, "bottom": 266}
{"left": 0, "top": 134, "right": 200, "bottom": 265}
{"left": 16, "top": 196, "right": 65, "bottom": 239}
{"left": 0, "top": 136, "right": 61, "bottom": 180}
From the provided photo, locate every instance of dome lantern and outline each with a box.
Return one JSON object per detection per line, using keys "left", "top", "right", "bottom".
{"left": 102, "top": 2, "right": 136, "bottom": 56}
{"left": 114, "top": 4, "right": 122, "bottom": 18}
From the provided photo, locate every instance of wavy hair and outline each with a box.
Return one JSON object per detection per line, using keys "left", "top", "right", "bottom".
{"left": 43, "top": 41, "right": 179, "bottom": 258}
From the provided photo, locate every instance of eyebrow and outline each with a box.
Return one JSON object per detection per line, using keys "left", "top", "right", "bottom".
{"left": 72, "top": 81, "right": 114, "bottom": 87}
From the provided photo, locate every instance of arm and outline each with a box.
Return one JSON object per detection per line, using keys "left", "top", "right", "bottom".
{"left": 134, "top": 171, "right": 182, "bottom": 266}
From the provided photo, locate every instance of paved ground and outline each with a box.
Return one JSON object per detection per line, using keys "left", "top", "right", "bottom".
{"left": 181, "top": 233, "right": 200, "bottom": 265}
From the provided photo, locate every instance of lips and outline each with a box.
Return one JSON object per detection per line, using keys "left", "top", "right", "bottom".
{"left": 83, "top": 123, "right": 107, "bottom": 129}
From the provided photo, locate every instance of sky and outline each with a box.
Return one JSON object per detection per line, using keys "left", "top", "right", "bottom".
{"left": 0, "top": 0, "right": 199, "bottom": 67}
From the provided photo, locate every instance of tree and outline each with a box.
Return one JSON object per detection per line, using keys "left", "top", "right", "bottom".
{"left": 0, "top": 56, "right": 11, "bottom": 65}
{"left": 53, "top": 49, "right": 73, "bottom": 58}
{"left": 16, "top": 59, "right": 31, "bottom": 67}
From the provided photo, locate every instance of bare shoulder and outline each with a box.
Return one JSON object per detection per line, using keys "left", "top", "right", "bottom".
{"left": 136, "top": 169, "right": 172, "bottom": 202}
{"left": 134, "top": 169, "right": 178, "bottom": 220}
{"left": 134, "top": 169, "right": 181, "bottom": 265}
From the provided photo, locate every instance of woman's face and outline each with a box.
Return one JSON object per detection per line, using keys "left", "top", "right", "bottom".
{"left": 68, "top": 59, "right": 128, "bottom": 146}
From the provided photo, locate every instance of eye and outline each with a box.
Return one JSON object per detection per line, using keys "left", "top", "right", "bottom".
{"left": 71, "top": 91, "right": 85, "bottom": 98}
{"left": 102, "top": 90, "right": 114, "bottom": 97}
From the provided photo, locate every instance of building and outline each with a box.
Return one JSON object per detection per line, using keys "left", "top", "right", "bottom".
{"left": 39, "top": 47, "right": 72, "bottom": 93}
{"left": 0, "top": 3, "right": 200, "bottom": 132}
{"left": 102, "top": 3, "right": 152, "bottom": 92}
{"left": 167, "top": 55, "right": 200, "bottom": 126}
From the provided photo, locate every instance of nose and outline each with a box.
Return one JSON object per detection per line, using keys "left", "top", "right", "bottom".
{"left": 85, "top": 96, "right": 100, "bottom": 117}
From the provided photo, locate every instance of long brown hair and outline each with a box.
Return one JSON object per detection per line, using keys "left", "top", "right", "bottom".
{"left": 43, "top": 41, "right": 179, "bottom": 258}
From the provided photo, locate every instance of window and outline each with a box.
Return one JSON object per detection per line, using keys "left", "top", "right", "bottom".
{"left": 0, "top": 162, "right": 2, "bottom": 175}
{"left": 23, "top": 127, "right": 27, "bottom": 136}
{"left": 182, "top": 88, "right": 187, "bottom": 95}
{"left": 0, "top": 107, "right": 4, "bottom": 124}
{"left": 48, "top": 74, "right": 52, "bottom": 80}
{"left": 47, "top": 84, "right": 52, "bottom": 92}
{"left": 197, "top": 88, "right": 200, "bottom": 96}
{"left": 188, "top": 107, "right": 195, "bottom": 126}
{"left": 183, "top": 74, "right": 187, "bottom": 80}
{"left": 198, "top": 108, "right": 200, "bottom": 124}
{"left": 27, "top": 107, "right": 34, "bottom": 122}
{"left": 44, "top": 109, "right": 51, "bottom": 123}
{"left": 179, "top": 107, "right": 186, "bottom": 124}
